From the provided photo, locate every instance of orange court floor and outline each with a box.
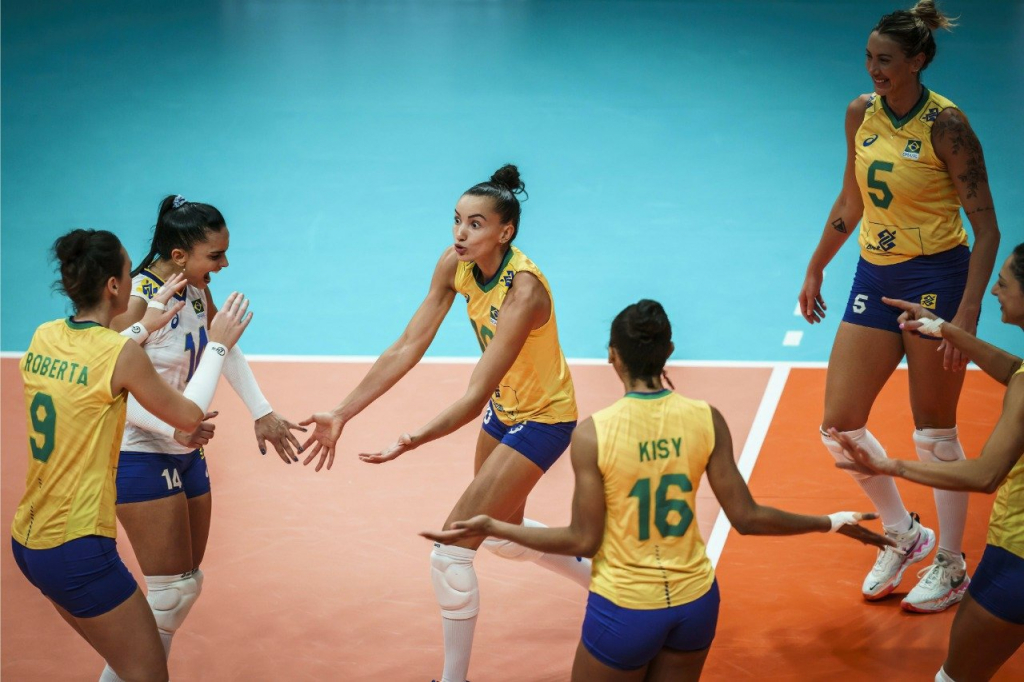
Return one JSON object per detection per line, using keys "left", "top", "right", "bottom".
{"left": 2, "top": 358, "right": 1021, "bottom": 681}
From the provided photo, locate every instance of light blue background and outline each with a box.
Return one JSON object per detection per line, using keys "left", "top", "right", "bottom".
{"left": 3, "top": 0, "right": 1021, "bottom": 360}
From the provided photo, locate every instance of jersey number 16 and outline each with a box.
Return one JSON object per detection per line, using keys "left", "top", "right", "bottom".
{"left": 628, "top": 474, "right": 694, "bottom": 541}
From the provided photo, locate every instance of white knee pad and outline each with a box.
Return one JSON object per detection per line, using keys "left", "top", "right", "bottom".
{"left": 821, "top": 426, "right": 883, "bottom": 482}
{"left": 935, "top": 666, "right": 956, "bottom": 682}
{"left": 145, "top": 571, "right": 200, "bottom": 634}
{"left": 914, "top": 427, "right": 965, "bottom": 462}
{"left": 430, "top": 544, "right": 479, "bottom": 621}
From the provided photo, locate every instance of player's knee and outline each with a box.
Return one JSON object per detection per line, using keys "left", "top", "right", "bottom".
{"left": 914, "top": 427, "right": 964, "bottom": 462}
{"left": 430, "top": 545, "right": 479, "bottom": 620}
{"left": 481, "top": 536, "right": 541, "bottom": 562}
{"left": 145, "top": 572, "right": 200, "bottom": 634}
{"left": 821, "top": 426, "right": 877, "bottom": 482}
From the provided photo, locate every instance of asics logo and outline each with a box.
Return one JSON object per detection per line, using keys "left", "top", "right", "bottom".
{"left": 862, "top": 134, "right": 879, "bottom": 146}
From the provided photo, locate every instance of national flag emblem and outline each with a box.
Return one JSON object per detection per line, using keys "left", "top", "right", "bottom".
{"left": 921, "top": 293, "right": 938, "bottom": 309}
{"left": 902, "top": 139, "right": 922, "bottom": 160}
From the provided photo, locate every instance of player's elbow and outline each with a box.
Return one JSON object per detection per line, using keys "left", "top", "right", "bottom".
{"left": 727, "top": 507, "right": 759, "bottom": 536}
{"left": 577, "top": 534, "right": 603, "bottom": 558}
{"left": 979, "top": 472, "right": 1005, "bottom": 495}
{"left": 176, "top": 405, "right": 205, "bottom": 433}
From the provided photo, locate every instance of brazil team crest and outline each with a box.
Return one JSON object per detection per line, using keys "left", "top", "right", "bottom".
{"left": 920, "top": 293, "right": 938, "bottom": 309}
{"left": 902, "top": 139, "right": 922, "bottom": 160}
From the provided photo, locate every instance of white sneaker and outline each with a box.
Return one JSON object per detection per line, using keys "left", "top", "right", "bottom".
{"left": 901, "top": 550, "right": 969, "bottom": 613}
{"left": 862, "top": 513, "right": 936, "bottom": 600}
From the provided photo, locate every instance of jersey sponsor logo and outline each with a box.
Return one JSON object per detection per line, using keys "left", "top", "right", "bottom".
{"left": 502, "top": 270, "right": 514, "bottom": 287}
{"left": 920, "top": 293, "right": 938, "bottom": 309}
{"left": 862, "top": 134, "right": 879, "bottom": 147}
{"left": 902, "top": 139, "right": 922, "bottom": 160}
{"left": 137, "top": 279, "right": 157, "bottom": 299}
{"left": 865, "top": 229, "right": 898, "bottom": 253}
{"left": 489, "top": 305, "right": 499, "bottom": 326}
{"left": 922, "top": 106, "right": 941, "bottom": 123}
{"left": 192, "top": 299, "right": 206, "bottom": 316}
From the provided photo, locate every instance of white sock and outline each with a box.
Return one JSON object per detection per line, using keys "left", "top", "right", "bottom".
{"left": 521, "top": 519, "right": 592, "bottom": 588}
{"left": 935, "top": 665, "right": 955, "bottom": 682}
{"left": 914, "top": 427, "right": 968, "bottom": 556}
{"left": 98, "top": 665, "right": 125, "bottom": 682}
{"left": 430, "top": 544, "right": 479, "bottom": 682}
{"left": 822, "top": 427, "right": 911, "bottom": 530}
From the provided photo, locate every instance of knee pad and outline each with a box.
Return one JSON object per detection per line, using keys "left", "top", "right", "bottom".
{"left": 914, "top": 427, "right": 965, "bottom": 462}
{"left": 430, "top": 545, "right": 479, "bottom": 620}
{"left": 145, "top": 572, "right": 200, "bottom": 634}
{"left": 821, "top": 426, "right": 884, "bottom": 482}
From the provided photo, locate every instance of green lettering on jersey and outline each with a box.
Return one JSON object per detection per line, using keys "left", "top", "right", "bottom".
{"left": 76, "top": 365, "right": 89, "bottom": 386}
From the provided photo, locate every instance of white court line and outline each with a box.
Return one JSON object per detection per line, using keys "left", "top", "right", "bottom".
{"left": 782, "top": 330, "right": 803, "bottom": 347}
{"left": 705, "top": 365, "right": 790, "bottom": 567}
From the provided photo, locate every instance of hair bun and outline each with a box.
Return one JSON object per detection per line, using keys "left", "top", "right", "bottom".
{"left": 630, "top": 299, "right": 670, "bottom": 343}
{"left": 910, "top": 0, "right": 956, "bottom": 31}
{"left": 53, "top": 229, "right": 92, "bottom": 266}
{"left": 490, "top": 164, "right": 526, "bottom": 195}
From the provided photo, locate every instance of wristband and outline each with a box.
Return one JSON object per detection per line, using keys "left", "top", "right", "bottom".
{"left": 120, "top": 322, "right": 150, "bottom": 344}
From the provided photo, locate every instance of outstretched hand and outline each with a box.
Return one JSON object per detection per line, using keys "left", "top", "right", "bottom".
{"left": 419, "top": 515, "right": 494, "bottom": 544}
{"left": 830, "top": 512, "right": 896, "bottom": 549}
{"left": 138, "top": 272, "right": 188, "bottom": 334}
{"left": 255, "top": 412, "right": 306, "bottom": 464}
{"left": 829, "top": 427, "right": 898, "bottom": 477}
{"left": 358, "top": 433, "right": 415, "bottom": 464}
{"left": 300, "top": 412, "right": 345, "bottom": 472}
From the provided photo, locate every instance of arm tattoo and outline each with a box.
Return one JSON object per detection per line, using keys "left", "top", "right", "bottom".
{"left": 934, "top": 109, "right": 989, "bottom": 199}
{"left": 831, "top": 217, "right": 848, "bottom": 233}
{"left": 966, "top": 206, "right": 994, "bottom": 216}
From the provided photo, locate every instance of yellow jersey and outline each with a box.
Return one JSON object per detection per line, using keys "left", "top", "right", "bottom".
{"left": 589, "top": 390, "right": 716, "bottom": 609}
{"left": 987, "top": 361, "right": 1024, "bottom": 558}
{"left": 11, "top": 319, "right": 129, "bottom": 549}
{"left": 855, "top": 88, "right": 968, "bottom": 265}
{"left": 453, "top": 246, "right": 577, "bottom": 425}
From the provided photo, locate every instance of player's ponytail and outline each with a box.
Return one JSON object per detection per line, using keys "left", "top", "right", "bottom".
{"left": 132, "top": 194, "right": 227, "bottom": 277}
{"left": 874, "top": 1, "right": 956, "bottom": 72}
{"left": 52, "top": 229, "right": 126, "bottom": 312}
{"left": 464, "top": 164, "right": 528, "bottom": 243}
{"left": 609, "top": 299, "right": 675, "bottom": 390}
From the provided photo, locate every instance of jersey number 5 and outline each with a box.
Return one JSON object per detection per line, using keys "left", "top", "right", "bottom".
{"left": 867, "top": 160, "right": 894, "bottom": 209}
{"left": 628, "top": 474, "right": 694, "bottom": 541}
{"left": 29, "top": 391, "right": 56, "bottom": 463}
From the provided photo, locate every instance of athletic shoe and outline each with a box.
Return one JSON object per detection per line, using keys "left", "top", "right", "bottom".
{"left": 862, "top": 513, "right": 936, "bottom": 600}
{"left": 901, "top": 551, "right": 969, "bottom": 613}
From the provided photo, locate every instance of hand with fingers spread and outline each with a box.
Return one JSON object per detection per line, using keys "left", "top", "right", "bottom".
{"left": 138, "top": 272, "right": 189, "bottom": 334}
{"left": 798, "top": 269, "right": 827, "bottom": 324}
{"left": 174, "top": 411, "right": 218, "bottom": 449}
{"left": 419, "top": 514, "right": 493, "bottom": 545}
{"left": 827, "top": 511, "right": 896, "bottom": 549}
{"left": 208, "top": 292, "right": 252, "bottom": 349}
{"left": 358, "top": 433, "right": 415, "bottom": 465}
{"left": 255, "top": 412, "right": 306, "bottom": 464}
{"left": 829, "top": 427, "right": 899, "bottom": 477}
{"left": 299, "top": 411, "right": 345, "bottom": 472}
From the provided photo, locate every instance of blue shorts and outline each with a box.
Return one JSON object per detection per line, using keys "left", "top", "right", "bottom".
{"left": 481, "top": 402, "right": 575, "bottom": 472}
{"left": 842, "top": 245, "right": 971, "bottom": 338}
{"left": 116, "top": 449, "right": 211, "bottom": 504}
{"left": 11, "top": 535, "right": 137, "bottom": 618}
{"left": 581, "top": 580, "right": 720, "bottom": 671}
{"left": 968, "top": 544, "right": 1024, "bottom": 625}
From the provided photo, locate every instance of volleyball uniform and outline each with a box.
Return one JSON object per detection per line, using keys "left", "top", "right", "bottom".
{"left": 970, "top": 362, "right": 1024, "bottom": 624}
{"left": 11, "top": 319, "right": 138, "bottom": 617}
{"left": 117, "top": 269, "right": 211, "bottom": 502}
{"left": 453, "top": 247, "right": 577, "bottom": 471}
{"left": 583, "top": 390, "right": 719, "bottom": 670}
{"left": 844, "top": 88, "right": 972, "bottom": 334}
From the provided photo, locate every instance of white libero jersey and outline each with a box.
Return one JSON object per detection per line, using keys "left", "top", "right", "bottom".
{"left": 121, "top": 268, "right": 211, "bottom": 455}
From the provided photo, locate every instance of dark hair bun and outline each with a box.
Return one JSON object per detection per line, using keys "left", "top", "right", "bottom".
{"left": 490, "top": 164, "right": 526, "bottom": 195}
{"left": 630, "top": 299, "right": 670, "bottom": 343}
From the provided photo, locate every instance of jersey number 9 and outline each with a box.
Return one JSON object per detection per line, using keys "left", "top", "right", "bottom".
{"left": 29, "top": 391, "right": 56, "bottom": 463}
{"left": 629, "top": 474, "right": 694, "bottom": 541}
